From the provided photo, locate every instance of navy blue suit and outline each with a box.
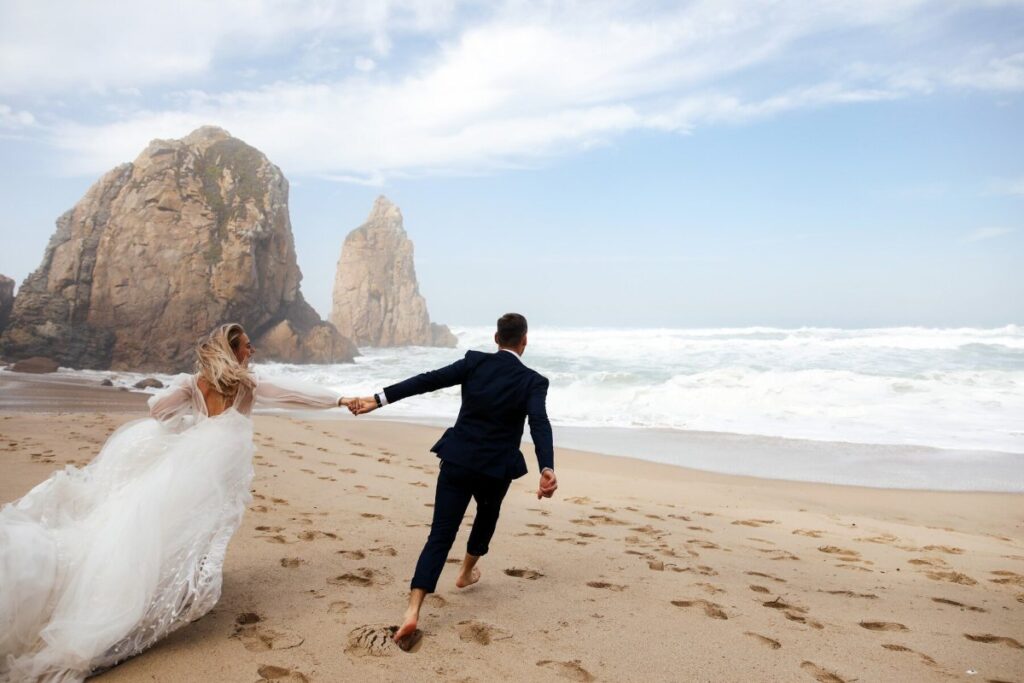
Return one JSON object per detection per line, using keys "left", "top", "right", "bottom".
{"left": 382, "top": 349, "right": 554, "bottom": 592}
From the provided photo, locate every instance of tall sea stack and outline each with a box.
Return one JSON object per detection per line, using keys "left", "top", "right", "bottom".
{"left": 330, "top": 196, "right": 456, "bottom": 348}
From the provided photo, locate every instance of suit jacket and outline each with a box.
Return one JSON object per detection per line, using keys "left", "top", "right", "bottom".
{"left": 382, "top": 350, "right": 554, "bottom": 480}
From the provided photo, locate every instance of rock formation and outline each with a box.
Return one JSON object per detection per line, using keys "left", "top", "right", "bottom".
{"left": 330, "top": 196, "right": 456, "bottom": 348}
{"left": 0, "top": 274, "right": 13, "bottom": 335}
{"left": 10, "top": 356, "right": 59, "bottom": 373}
{"left": 0, "top": 127, "right": 356, "bottom": 372}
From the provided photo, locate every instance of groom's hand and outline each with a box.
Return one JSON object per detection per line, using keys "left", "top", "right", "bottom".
{"left": 350, "top": 397, "right": 378, "bottom": 415}
{"left": 537, "top": 468, "right": 557, "bottom": 499}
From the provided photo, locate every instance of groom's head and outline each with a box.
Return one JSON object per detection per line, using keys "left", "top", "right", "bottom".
{"left": 495, "top": 313, "right": 528, "bottom": 354}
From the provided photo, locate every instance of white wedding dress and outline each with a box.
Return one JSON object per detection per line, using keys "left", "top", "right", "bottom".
{"left": 0, "top": 374, "right": 340, "bottom": 682}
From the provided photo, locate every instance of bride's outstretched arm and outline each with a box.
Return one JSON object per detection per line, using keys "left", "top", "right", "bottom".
{"left": 254, "top": 376, "right": 351, "bottom": 409}
{"left": 148, "top": 374, "right": 195, "bottom": 422}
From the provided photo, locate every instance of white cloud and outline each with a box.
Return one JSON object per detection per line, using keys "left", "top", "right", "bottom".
{"left": 9, "top": 0, "right": 1024, "bottom": 178}
{"left": 0, "top": 104, "right": 35, "bottom": 128}
{"left": 964, "top": 227, "right": 1015, "bottom": 242}
{"left": 0, "top": 0, "right": 459, "bottom": 94}
{"left": 354, "top": 57, "right": 377, "bottom": 73}
{"left": 947, "top": 52, "right": 1024, "bottom": 92}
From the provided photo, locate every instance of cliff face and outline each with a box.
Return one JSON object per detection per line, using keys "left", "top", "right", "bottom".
{"left": 0, "top": 126, "right": 356, "bottom": 371}
{"left": 330, "top": 196, "right": 456, "bottom": 348}
{"left": 0, "top": 274, "right": 13, "bottom": 337}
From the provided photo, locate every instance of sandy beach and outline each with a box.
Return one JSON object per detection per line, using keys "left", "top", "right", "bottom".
{"left": 1, "top": 374, "right": 1022, "bottom": 682}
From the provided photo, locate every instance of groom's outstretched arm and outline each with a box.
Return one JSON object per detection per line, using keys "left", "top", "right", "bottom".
{"left": 527, "top": 375, "right": 554, "bottom": 473}
{"left": 380, "top": 353, "right": 470, "bottom": 405}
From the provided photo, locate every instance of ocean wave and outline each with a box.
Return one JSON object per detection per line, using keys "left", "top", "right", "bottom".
{"left": 47, "top": 325, "right": 1024, "bottom": 454}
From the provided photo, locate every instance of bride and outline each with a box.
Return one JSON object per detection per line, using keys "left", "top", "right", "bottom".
{"left": 1, "top": 323, "right": 352, "bottom": 682}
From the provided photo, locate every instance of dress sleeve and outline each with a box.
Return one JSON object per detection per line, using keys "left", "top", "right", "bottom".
{"left": 148, "top": 374, "right": 195, "bottom": 422}
{"left": 254, "top": 376, "right": 342, "bottom": 409}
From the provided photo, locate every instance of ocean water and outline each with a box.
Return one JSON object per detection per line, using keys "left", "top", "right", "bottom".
{"left": 63, "top": 325, "right": 1024, "bottom": 490}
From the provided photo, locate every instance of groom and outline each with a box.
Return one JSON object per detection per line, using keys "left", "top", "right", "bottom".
{"left": 348, "top": 313, "right": 557, "bottom": 646}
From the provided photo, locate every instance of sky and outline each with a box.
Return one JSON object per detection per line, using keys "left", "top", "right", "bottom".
{"left": 1, "top": 0, "right": 1022, "bottom": 328}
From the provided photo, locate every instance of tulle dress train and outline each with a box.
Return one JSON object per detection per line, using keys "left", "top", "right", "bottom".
{"left": 0, "top": 374, "right": 340, "bottom": 682}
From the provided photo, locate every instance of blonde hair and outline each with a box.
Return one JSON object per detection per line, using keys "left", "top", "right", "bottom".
{"left": 195, "top": 323, "right": 255, "bottom": 403}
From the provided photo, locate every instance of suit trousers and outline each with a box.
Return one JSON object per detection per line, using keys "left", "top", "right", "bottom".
{"left": 410, "top": 460, "right": 512, "bottom": 593}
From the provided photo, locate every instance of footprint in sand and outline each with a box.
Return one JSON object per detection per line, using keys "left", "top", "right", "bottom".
{"left": 456, "top": 620, "right": 512, "bottom": 645}
{"left": 361, "top": 513, "right": 384, "bottom": 520}
{"left": 297, "top": 530, "right": 337, "bottom": 541}
{"left": 881, "top": 644, "right": 936, "bottom": 666}
{"left": 763, "top": 597, "right": 822, "bottom": 629}
{"left": 337, "top": 549, "right": 366, "bottom": 560}
{"left": 859, "top": 621, "right": 908, "bottom": 632}
{"left": 261, "top": 534, "right": 290, "bottom": 544}
{"left": 761, "top": 549, "right": 800, "bottom": 561}
{"left": 536, "top": 660, "right": 595, "bottom": 682}
{"left": 744, "top": 631, "right": 781, "bottom": 649}
{"left": 257, "top": 664, "right": 309, "bottom": 682}
{"left": 800, "top": 661, "right": 846, "bottom": 682}
{"left": 989, "top": 570, "right": 1024, "bottom": 587}
{"left": 671, "top": 599, "right": 728, "bottom": 619}
{"left": 793, "top": 529, "right": 825, "bottom": 538}
{"left": 588, "top": 514, "right": 628, "bottom": 526}
{"left": 855, "top": 533, "right": 899, "bottom": 545}
{"left": 817, "top": 546, "right": 860, "bottom": 559}
{"left": 345, "top": 625, "right": 413, "bottom": 657}
{"left": 749, "top": 585, "right": 771, "bottom": 594}
{"left": 328, "top": 568, "right": 390, "bottom": 587}
{"left": 255, "top": 525, "right": 284, "bottom": 532}
{"left": 280, "top": 557, "right": 303, "bottom": 568}
{"left": 426, "top": 594, "right": 447, "bottom": 608}
{"left": 822, "top": 590, "right": 877, "bottom": 599}
{"left": 931, "top": 597, "right": 985, "bottom": 612}
{"left": 746, "top": 571, "right": 786, "bottom": 583}
{"left": 908, "top": 557, "right": 947, "bottom": 567}
{"left": 505, "top": 567, "right": 544, "bottom": 580}
{"left": 964, "top": 633, "right": 1023, "bottom": 649}
{"left": 233, "top": 615, "right": 304, "bottom": 652}
{"left": 922, "top": 544, "right": 964, "bottom": 555}
{"left": 327, "top": 600, "right": 352, "bottom": 614}
{"left": 586, "top": 581, "right": 627, "bottom": 591}
{"left": 732, "top": 519, "right": 778, "bottom": 527}
{"left": 924, "top": 570, "right": 977, "bottom": 585}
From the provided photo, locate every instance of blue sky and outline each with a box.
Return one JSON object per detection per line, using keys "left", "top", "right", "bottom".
{"left": 1, "top": 0, "right": 1021, "bottom": 327}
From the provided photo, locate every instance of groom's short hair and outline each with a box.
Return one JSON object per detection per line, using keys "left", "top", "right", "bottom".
{"left": 496, "top": 313, "right": 528, "bottom": 346}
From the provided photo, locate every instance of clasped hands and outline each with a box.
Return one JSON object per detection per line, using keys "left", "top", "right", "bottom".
{"left": 338, "top": 396, "right": 378, "bottom": 415}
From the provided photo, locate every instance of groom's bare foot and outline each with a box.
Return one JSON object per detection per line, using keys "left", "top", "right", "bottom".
{"left": 455, "top": 566, "right": 481, "bottom": 588}
{"left": 393, "top": 611, "right": 419, "bottom": 645}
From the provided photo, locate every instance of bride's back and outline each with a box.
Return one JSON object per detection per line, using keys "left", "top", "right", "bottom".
{"left": 197, "top": 377, "right": 233, "bottom": 417}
